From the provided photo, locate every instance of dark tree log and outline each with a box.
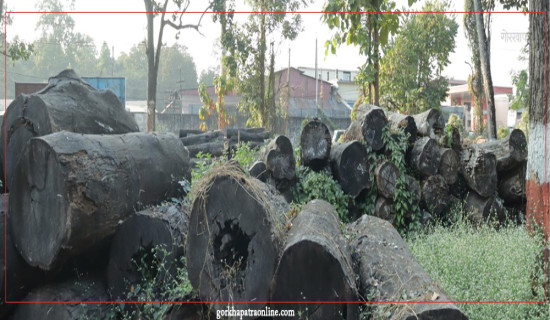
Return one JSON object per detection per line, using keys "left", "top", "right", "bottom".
{"left": 107, "top": 204, "right": 188, "bottom": 299}
{"left": 0, "top": 70, "right": 139, "bottom": 190}
{"left": 386, "top": 112, "right": 418, "bottom": 145}
{"left": 464, "top": 192, "right": 506, "bottom": 224}
{"left": 10, "top": 131, "right": 191, "bottom": 270}
{"left": 406, "top": 175, "right": 421, "bottom": 206}
{"left": 460, "top": 146, "right": 497, "bottom": 197}
{"left": 225, "top": 127, "right": 265, "bottom": 139}
{"left": 439, "top": 125, "right": 462, "bottom": 154}
{"left": 186, "top": 164, "right": 289, "bottom": 312}
{"left": 261, "top": 135, "right": 295, "bottom": 181}
{"left": 1, "top": 194, "right": 44, "bottom": 318}
{"left": 180, "top": 130, "right": 223, "bottom": 146}
{"left": 421, "top": 175, "right": 450, "bottom": 217}
{"left": 449, "top": 174, "right": 470, "bottom": 200}
{"left": 478, "top": 128, "right": 527, "bottom": 171}
{"left": 374, "top": 160, "right": 400, "bottom": 199}
{"left": 186, "top": 141, "right": 225, "bottom": 157}
{"left": 409, "top": 137, "right": 441, "bottom": 178}
{"left": 341, "top": 120, "right": 362, "bottom": 142}
{"left": 375, "top": 196, "right": 394, "bottom": 223}
{"left": 412, "top": 108, "right": 445, "bottom": 139}
{"left": 178, "top": 129, "right": 203, "bottom": 138}
{"left": 498, "top": 162, "right": 527, "bottom": 204}
{"left": 439, "top": 148, "right": 460, "bottom": 185}
{"left": 249, "top": 161, "right": 270, "bottom": 182}
{"left": 349, "top": 215, "right": 469, "bottom": 320}
{"left": 13, "top": 279, "right": 109, "bottom": 320}
{"left": 271, "top": 200, "right": 359, "bottom": 320}
{"left": 300, "top": 119, "right": 332, "bottom": 171}
{"left": 227, "top": 130, "right": 270, "bottom": 142}
{"left": 353, "top": 104, "right": 388, "bottom": 151}
{"left": 329, "top": 141, "right": 370, "bottom": 198}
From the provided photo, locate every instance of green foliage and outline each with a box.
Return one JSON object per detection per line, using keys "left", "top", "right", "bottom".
{"left": 293, "top": 166, "right": 352, "bottom": 223}
{"left": 515, "top": 110, "right": 529, "bottom": 139}
{"left": 441, "top": 123, "right": 458, "bottom": 148}
{"left": 230, "top": 141, "right": 261, "bottom": 170}
{"left": 510, "top": 69, "right": 529, "bottom": 111}
{"left": 199, "top": 66, "right": 217, "bottom": 87}
{"left": 191, "top": 151, "right": 215, "bottom": 185}
{"left": 379, "top": 0, "right": 458, "bottom": 114}
{"left": 447, "top": 114, "right": 464, "bottom": 132}
{"left": 497, "top": 127, "right": 510, "bottom": 139}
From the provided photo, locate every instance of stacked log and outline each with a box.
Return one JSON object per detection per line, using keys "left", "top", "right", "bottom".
{"left": 226, "top": 127, "right": 269, "bottom": 155}
{"left": 261, "top": 135, "right": 296, "bottom": 192}
{"left": 344, "top": 104, "right": 387, "bottom": 151}
{"left": 409, "top": 137, "right": 441, "bottom": 178}
{"left": 412, "top": 108, "right": 445, "bottom": 140}
{"left": 330, "top": 141, "right": 370, "bottom": 198}
{"left": 439, "top": 148, "right": 460, "bottom": 185}
{"left": 460, "top": 146, "right": 497, "bottom": 198}
{"left": 300, "top": 119, "right": 332, "bottom": 171}
{"left": 0, "top": 69, "right": 139, "bottom": 190}
{"left": 180, "top": 130, "right": 224, "bottom": 158}
{"left": 386, "top": 111, "right": 418, "bottom": 146}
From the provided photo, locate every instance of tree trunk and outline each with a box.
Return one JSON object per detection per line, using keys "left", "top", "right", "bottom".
{"left": 1, "top": 69, "right": 139, "bottom": 190}
{"left": 353, "top": 104, "right": 387, "bottom": 151}
{"left": 178, "top": 129, "right": 203, "bottom": 138}
{"left": 473, "top": 0, "right": 497, "bottom": 139}
{"left": 386, "top": 111, "right": 418, "bottom": 146}
{"left": 10, "top": 132, "right": 191, "bottom": 270}
{"left": 107, "top": 204, "right": 188, "bottom": 299}
{"left": 270, "top": 200, "right": 359, "bottom": 320}
{"left": 460, "top": 146, "right": 497, "bottom": 197}
{"left": 226, "top": 130, "right": 269, "bottom": 142}
{"left": 249, "top": 160, "right": 270, "bottom": 182}
{"left": 145, "top": 1, "right": 157, "bottom": 133}
{"left": 329, "top": 141, "right": 370, "bottom": 198}
{"left": 225, "top": 127, "right": 265, "bottom": 139}
{"left": 439, "top": 148, "right": 460, "bottom": 185}
{"left": 478, "top": 128, "right": 527, "bottom": 171}
{"left": 300, "top": 119, "right": 332, "bottom": 171}
{"left": 375, "top": 196, "right": 394, "bottom": 224}
{"left": 421, "top": 174, "right": 450, "bottom": 217}
{"left": 261, "top": 135, "right": 295, "bottom": 181}
{"left": 186, "top": 164, "right": 288, "bottom": 312}
{"left": 498, "top": 162, "right": 527, "bottom": 205}
{"left": 349, "top": 215, "right": 469, "bottom": 320}
{"left": 464, "top": 192, "right": 506, "bottom": 224}
{"left": 259, "top": 8, "right": 266, "bottom": 127}
{"left": 409, "top": 137, "right": 441, "bottom": 178}
{"left": 186, "top": 141, "right": 225, "bottom": 158}
{"left": 180, "top": 130, "right": 223, "bottom": 146}
{"left": 374, "top": 160, "right": 400, "bottom": 199}
{"left": 412, "top": 108, "right": 445, "bottom": 140}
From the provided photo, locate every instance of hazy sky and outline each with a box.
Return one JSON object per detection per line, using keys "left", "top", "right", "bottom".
{"left": 6, "top": 0, "right": 529, "bottom": 86}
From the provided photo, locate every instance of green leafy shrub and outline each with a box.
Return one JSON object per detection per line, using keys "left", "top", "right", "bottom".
{"left": 191, "top": 151, "right": 215, "bottom": 185}
{"left": 497, "top": 127, "right": 510, "bottom": 139}
{"left": 230, "top": 141, "right": 261, "bottom": 170}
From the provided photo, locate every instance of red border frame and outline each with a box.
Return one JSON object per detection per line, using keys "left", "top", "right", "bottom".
{"left": 2, "top": 10, "right": 548, "bottom": 306}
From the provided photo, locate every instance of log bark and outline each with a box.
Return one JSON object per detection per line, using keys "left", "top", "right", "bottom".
{"left": 180, "top": 130, "right": 223, "bottom": 146}
{"left": 464, "top": 192, "right": 506, "bottom": 224}
{"left": 10, "top": 131, "right": 191, "bottom": 270}
{"left": 375, "top": 196, "right": 394, "bottom": 224}
{"left": 300, "top": 119, "right": 332, "bottom": 171}
{"left": 186, "top": 164, "right": 288, "bottom": 312}
{"left": 498, "top": 162, "right": 527, "bottom": 204}
{"left": 1, "top": 194, "right": 44, "bottom": 318}
{"left": 478, "top": 128, "right": 527, "bottom": 171}
{"left": 349, "top": 215, "right": 469, "bottom": 320}
{"left": 261, "top": 135, "right": 295, "bottom": 181}
{"left": 439, "top": 148, "right": 460, "bottom": 185}
{"left": 178, "top": 129, "right": 203, "bottom": 138}
{"left": 270, "top": 200, "right": 359, "bottom": 320}
{"left": 329, "top": 141, "right": 370, "bottom": 198}
{"left": 413, "top": 108, "right": 445, "bottom": 140}
{"left": 225, "top": 127, "right": 265, "bottom": 139}
{"left": 13, "top": 279, "right": 109, "bottom": 320}
{"left": 387, "top": 111, "right": 418, "bottom": 145}
{"left": 353, "top": 104, "right": 388, "bottom": 151}
{"left": 107, "top": 204, "right": 188, "bottom": 299}
{"left": 404, "top": 175, "right": 421, "bottom": 221}
{"left": 374, "top": 160, "right": 400, "bottom": 199}
{"left": 0, "top": 69, "right": 139, "bottom": 190}
{"left": 226, "top": 130, "right": 270, "bottom": 142}
{"left": 421, "top": 174, "right": 450, "bottom": 217}
{"left": 460, "top": 146, "right": 497, "bottom": 197}
{"left": 249, "top": 161, "right": 270, "bottom": 182}
{"left": 409, "top": 137, "right": 441, "bottom": 178}
{"left": 186, "top": 141, "right": 225, "bottom": 157}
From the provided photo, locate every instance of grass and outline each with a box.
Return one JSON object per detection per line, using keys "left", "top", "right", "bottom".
{"left": 408, "top": 212, "right": 549, "bottom": 320}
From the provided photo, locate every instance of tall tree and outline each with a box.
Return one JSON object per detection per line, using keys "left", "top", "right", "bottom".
{"left": 464, "top": 0, "right": 484, "bottom": 133}
{"left": 143, "top": 0, "right": 211, "bottom": 132}
{"left": 379, "top": 0, "right": 457, "bottom": 114}
{"left": 1, "top": 0, "right": 33, "bottom": 62}
{"left": 199, "top": 66, "right": 217, "bottom": 87}
{"left": 97, "top": 41, "right": 113, "bottom": 76}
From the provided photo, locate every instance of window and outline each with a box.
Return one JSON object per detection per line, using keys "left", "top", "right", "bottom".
{"left": 343, "top": 71, "right": 351, "bottom": 82}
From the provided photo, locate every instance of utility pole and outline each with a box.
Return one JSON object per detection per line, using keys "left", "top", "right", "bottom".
{"left": 315, "top": 37, "right": 318, "bottom": 117}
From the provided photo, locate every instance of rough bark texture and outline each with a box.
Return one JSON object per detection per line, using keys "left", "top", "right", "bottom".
{"left": 439, "top": 148, "right": 460, "bottom": 185}
{"left": 300, "top": 119, "right": 332, "bottom": 171}
{"left": 180, "top": 130, "right": 223, "bottom": 146}
{"left": 478, "top": 129, "right": 527, "bottom": 171}
{"left": 186, "top": 141, "right": 225, "bottom": 158}
{"left": 464, "top": 192, "right": 506, "bottom": 224}
{"left": 178, "top": 129, "right": 203, "bottom": 138}
{"left": 387, "top": 111, "right": 418, "bottom": 145}
{"left": 225, "top": 127, "right": 265, "bottom": 139}
{"left": 270, "top": 200, "right": 358, "bottom": 320}
{"left": 186, "top": 164, "right": 288, "bottom": 312}
{"left": 0, "top": 70, "right": 139, "bottom": 190}
{"left": 226, "top": 130, "right": 269, "bottom": 142}
{"left": 13, "top": 278, "right": 109, "bottom": 320}
{"left": 354, "top": 104, "right": 388, "bottom": 151}
{"left": 375, "top": 196, "right": 394, "bottom": 224}
{"left": 409, "top": 137, "right": 441, "bottom": 178}
{"left": 10, "top": 131, "right": 191, "bottom": 270}
{"left": 107, "top": 204, "right": 188, "bottom": 299}
{"left": 498, "top": 162, "right": 527, "bottom": 205}
{"left": 249, "top": 161, "right": 270, "bottom": 183}
{"left": 261, "top": 135, "right": 295, "bottom": 181}
{"left": 375, "top": 160, "right": 400, "bottom": 199}
{"left": 412, "top": 108, "right": 445, "bottom": 140}
{"left": 421, "top": 175, "right": 450, "bottom": 217}
{"left": 349, "top": 215, "right": 468, "bottom": 320}
{"left": 329, "top": 141, "right": 370, "bottom": 198}
{"left": 460, "top": 146, "right": 497, "bottom": 197}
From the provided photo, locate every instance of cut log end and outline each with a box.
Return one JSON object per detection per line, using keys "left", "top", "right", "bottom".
{"left": 375, "top": 160, "right": 400, "bottom": 199}
{"left": 330, "top": 141, "right": 370, "bottom": 198}
{"left": 409, "top": 137, "right": 441, "bottom": 178}
{"left": 300, "top": 119, "right": 332, "bottom": 171}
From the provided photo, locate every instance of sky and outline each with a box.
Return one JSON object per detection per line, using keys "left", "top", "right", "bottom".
{"left": 5, "top": 0, "right": 529, "bottom": 87}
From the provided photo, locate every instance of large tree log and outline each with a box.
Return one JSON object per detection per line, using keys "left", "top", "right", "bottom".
{"left": 179, "top": 129, "right": 203, "bottom": 138}
{"left": 225, "top": 127, "right": 265, "bottom": 139}
{"left": 409, "top": 137, "right": 441, "bottom": 178}
{"left": 249, "top": 161, "right": 270, "bottom": 182}
{"left": 386, "top": 111, "right": 418, "bottom": 145}
{"left": 421, "top": 174, "right": 450, "bottom": 217}
{"left": 464, "top": 192, "right": 506, "bottom": 224}
{"left": 460, "top": 146, "right": 497, "bottom": 197}
{"left": 439, "top": 148, "right": 460, "bottom": 185}
{"left": 352, "top": 104, "right": 388, "bottom": 151}
{"left": 180, "top": 130, "right": 223, "bottom": 146}
{"left": 226, "top": 130, "right": 270, "bottom": 142}
{"left": 0, "top": 69, "right": 139, "bottom": 190}
{"left": 1, "top": 194, "right": 44, "bottom": 318}
{"left": 186, "top": 141, "right": 225, "bottom": 157}
{"left": 349, "top": 215, "right": 469, "bottom": 320}
{"left": 300, "top": 119, "right": 332, "bottom": 171}
{"left": 107, "top": 204, "right": 188, "bottom": 299}
{"left": 329, "top": 141, "right": 370, "bottom": 198}
{"left": 478, "top": 128, "right": 527, "bottom": 171}
{"left": 186, "top": 164, "right": 288, "bottom": 312}
{"left": 412, "top": 108, "right": 445, "bottom": 139}
{"left": 498, "top": 162, "right": 527, "bottom": 204}
{"left": 374, "top": 160, "right": 400, "bottom": 199}
{"left": 13, "top": 279, "right": 109, "bottom": 320}
{"left": 439, "top": 125, "right": 462, "bottom": 154}
{"left": 375, "top": 196, "right": 394, "bottom": 224}
{"left": 261, "top": 135, "right": 295, "bottom": 181}
{"left": 10, "top": 131, "right": 191, "bottom": 270}
{"left": 271, "top": 200, "right": 359, "bottom": 320}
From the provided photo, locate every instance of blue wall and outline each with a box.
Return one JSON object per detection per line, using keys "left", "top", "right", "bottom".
{"left": 83, "top": 77, "right": 126, "bottom": 106}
